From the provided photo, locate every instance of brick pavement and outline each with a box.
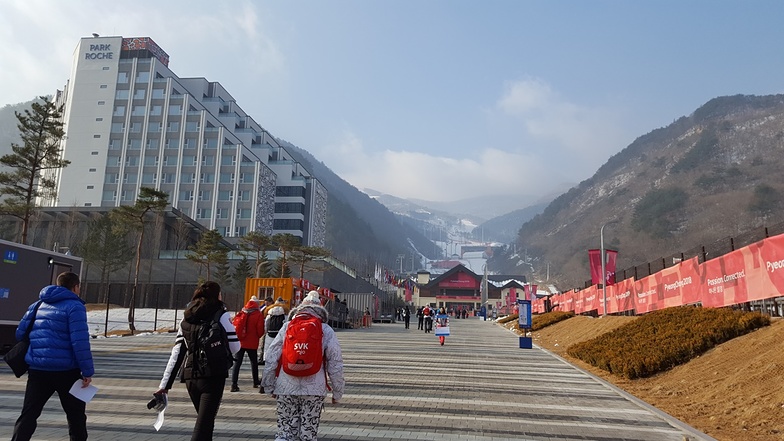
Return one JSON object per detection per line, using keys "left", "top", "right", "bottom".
{"left": 0, "top": 317, "right": 715, "bottom": 440}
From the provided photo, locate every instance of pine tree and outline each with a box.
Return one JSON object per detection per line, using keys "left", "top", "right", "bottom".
{"left": 232, "top": 256, "right": 253, "bottom": 293}
{"left": 0, "top": 97, "right": 68, "bottom": 244}
{"left": 187, "top": 229, "right": 229, "bottom": 281}
{"left": 77, "top": 214, "right": 133, "bottom": 304}
{"left": 109, "top": 187, "right": 169, "bottom": 332}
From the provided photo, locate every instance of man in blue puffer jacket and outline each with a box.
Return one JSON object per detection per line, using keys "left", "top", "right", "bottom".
{"left": 11, "top": 272, "right": 95, "bottom": 441}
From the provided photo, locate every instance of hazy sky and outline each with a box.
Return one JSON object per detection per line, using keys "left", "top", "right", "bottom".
{"left": 2, "top": 1, "right": 783, "bottom": 203}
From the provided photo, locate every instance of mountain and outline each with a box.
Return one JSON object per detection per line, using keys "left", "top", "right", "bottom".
{"left": 277, "top": 140, "right": 439, "bottom": 274}
{"left": 493, "top": 94, "right": 784, "bottom": 289}
{"left": 471, "top": 202, "right": 548, "bottom": 244}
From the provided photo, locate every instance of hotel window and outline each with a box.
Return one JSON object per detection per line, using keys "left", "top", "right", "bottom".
{"left": 87, "top": 185, "right": 94, "bottom": 189}
{"left": 184, "top": 138, "right": 196, "bottom": 149}
{"left": 123, "top": 173, "right": 137, "bottom": 183}
{"left": 167, "top": 122, "right": 179, "bottom": 132}
{"left": 216, "top": 208, "right": 228, "bottom": 219}
{"left": 118, "top": 72, "right": 129, "bottom": 84}
{"left": 93, "top": 134, "right": 101, "bottom": 138}
{"left": 121, "top": 190, "right": 134, "bottom": 201}
{"left": 152, "top": 89, "right": 165, "bottom": 99}
{"left": 240, "top": 172, "right": 253, "bottom": 183}
{"left": 96, "top": 117, "right": 103, "bottom": 121}
{"left": 128, "top": 138, "right": 142, "bottom": 149}
{"left": 141, "top": 173, "right": 157, "bottom": 184}
{"left": 136, "top": 71, "right": 150, "bottom": 83}
{"left": 161, "top": 173, "right": 175, "bottom": 184}
{"left": 181, "top": 173, "right": 195, "bottom": 184}
{"left": 111, "top": 123, "right": 124, "bottom": 133}
{"left": 234, "top": 226, "right": 248, "bottom": 236}
{"left": 89, "top": 168, "right": 97, "bottom": 172}
{"left": 148, "top": 122, "right": 161, "bottom": 133}
{"left": 146, "top": 138, "right": 159, "bottom": 150}
{"left": 203, "top": 138, "right": 218, "bottom": 148}
{"left": 236, "top": 208, "right": 251, "bottom": 219}
{"left": 109, "top": 139, "right": 122, "bottom": 150}
{"left": 185, "top": 121, "right": 199, "bottom": 132}
{"left": 196, "top": 208, "right": 211, "bottom": 219}
{"left": 98, "top": 101, "right": 105, "bottom": 105}
{"left": 165, "top": 138, "right": 179, "bottom": 149}
{"left": 221, "top": 155, "right": 236, "bottom": 166}
{"left": 105, "top": 173, "right": 119, "bottom": 184}
{"left": 198, "top": 190, "right": 211, "bottom": 201}
{"left": 168, "top": 105, "right": 182, "bottom": 115}
{"left": 84, "top": 203, "right": 92, "bottom": 206}
{"left": 125, "top": 156, "right": 139, "bottom": 166}
{"left": 219, "top": 173, "right": 235, "bottom": 184}
{"left": 150, "top": 105, "right": 162, "bottom": 116}
{"left": 239, "top": 190, "right": 251, "bottom": 202}
{"left": 163, "top": 156, "right": 178, "bottom": 166}
{"left": 113, "top": 105, "right": 125, "bottom": 117}
{"left": 103, "top": 191, "right": 117, "bottom": 202}
{"left": 217, "top": 226, "right": 228, "bottom": 236}
{"left": 180, "top": 190, "right": 194, "bottom": 201}
{"left": 115, "top": 89, "right": 129, "bottom": 99}
{"left": 100, "top": 84, "right": 108, "bottom": 89}
{"left": 91, "top": 151, "right": 99, "bottom": 156}
{"left": 200, "top": 173, "right": 214, "bottom": 183}
{"left": 144, "top": 156, "right": 159, "bottom": 166}
{"left": 133, "top": 89, "right": 145, "bottom": 100}
{"left": 132, "top": 106, "right": 146, "bottom": 116}
{"left": 130, "top": 122, "right": 142, "bottom": 133}
{"left": 102, "top": 67, "right": 109, "bottom": 71}
{"left": 201, "top": 155, "right": 214, "bottom": 166}
{"left": 182, "top": 155, "right": 196, "bottom": 166}
{"left": 218, "top": 190, "right": 233, "bottom": 201}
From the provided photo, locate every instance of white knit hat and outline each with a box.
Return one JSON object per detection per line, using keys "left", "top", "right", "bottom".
{"left": 302, "top": 290, "right": 320, "bottom": 306}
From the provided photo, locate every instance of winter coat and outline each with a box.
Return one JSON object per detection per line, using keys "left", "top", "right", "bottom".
{"left": 261, "top": 305, "right": 345, "bottom": 401}
{"left": 235, "top": 307, "right": 264, "bottom": 350}
{"left": 16, "top": 285, "right": 94, "bottom": 377}
{"left": 263, "top": 306, "right": 287, "bottom": 361}
{"left": 158, "top": 300, "right": 241, "bottom": 390}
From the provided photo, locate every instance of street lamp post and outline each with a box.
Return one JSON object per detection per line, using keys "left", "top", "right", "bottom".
{"left": 600, "top": 220, "right": 619, "bottom": 317}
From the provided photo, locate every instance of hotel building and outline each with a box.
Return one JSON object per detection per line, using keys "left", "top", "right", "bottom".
{"left": 46, "top": 35, "right": 326, "bottom": 246}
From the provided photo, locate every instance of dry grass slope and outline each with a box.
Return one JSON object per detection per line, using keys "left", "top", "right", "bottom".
{"left": 511, "top": 314, "right": 784, "bottom": 441}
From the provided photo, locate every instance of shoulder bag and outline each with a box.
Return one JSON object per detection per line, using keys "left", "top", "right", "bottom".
{"left": 3, "top": 301, "right": 43, "bottom": 378}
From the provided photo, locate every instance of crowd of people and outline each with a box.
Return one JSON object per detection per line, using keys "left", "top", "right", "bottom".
{"left": 8, "top": 275, "right": 344, "bottom": 441}
{"left": 10, "top": 272, "right": 476, "bottom": 440}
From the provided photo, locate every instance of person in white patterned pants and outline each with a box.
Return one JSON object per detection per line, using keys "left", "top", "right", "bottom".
{"left": 262, "top": 291, "right": 345, "bottom": 441}
{"left": 274, "top": 395, "right": 325, "bottom": 440}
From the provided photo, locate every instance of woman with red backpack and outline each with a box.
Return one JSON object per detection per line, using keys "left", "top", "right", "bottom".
{"left": 262, "top": 291, "right": 345, "bottom": 441}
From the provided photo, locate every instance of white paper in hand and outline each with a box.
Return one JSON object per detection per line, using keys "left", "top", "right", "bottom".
{"left": 152, "top": 394, "right": 168, "bottom": 431}
{"left": 69, "top": 380, "right": 98, "bottom": 403}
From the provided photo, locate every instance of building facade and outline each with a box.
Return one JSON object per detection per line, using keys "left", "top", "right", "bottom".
{"left": 46, "top": 35, "right": 326, "bottom": 246}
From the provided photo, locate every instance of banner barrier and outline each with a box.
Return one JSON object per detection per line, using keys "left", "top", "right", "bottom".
{"left": 539, "top": 233, "right": 784, "bottom": 315}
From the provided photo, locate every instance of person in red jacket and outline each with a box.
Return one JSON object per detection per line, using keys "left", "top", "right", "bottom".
{"left": 230, "top": 297, "right": 265, "bottom": 392}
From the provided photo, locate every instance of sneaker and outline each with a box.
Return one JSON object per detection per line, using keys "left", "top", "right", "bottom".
{"left": 230, "top": 385, "right": 240, "bottom": 392}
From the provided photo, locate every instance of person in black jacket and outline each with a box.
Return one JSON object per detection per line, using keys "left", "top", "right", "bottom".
{"left": 416, "top": 306, "right": 424, "bottom": 330}
{"left": 154, "top": 282, "right": 240, "bottom": 441}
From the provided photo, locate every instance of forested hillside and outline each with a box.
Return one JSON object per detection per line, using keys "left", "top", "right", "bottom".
{"left": 496, "top": 94, "right": 784, "bottom": 289}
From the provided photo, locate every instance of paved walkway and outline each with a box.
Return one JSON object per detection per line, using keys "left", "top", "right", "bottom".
{"left": 0, "top": 317, "right": 715, "bottom": 440}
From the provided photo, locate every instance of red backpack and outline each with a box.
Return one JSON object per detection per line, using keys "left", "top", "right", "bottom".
{"left": 280, "top": 314, "right": 324, "bottom": 377}
{"left": 233, "top": 311, "right": 249, "bottom": 340}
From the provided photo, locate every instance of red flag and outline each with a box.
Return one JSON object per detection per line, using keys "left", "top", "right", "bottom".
{"left": 589, "top": 249, "right": 618, "bottom": 286}
{"left": 605, "top": 250, "right": 618, "bottom": 285}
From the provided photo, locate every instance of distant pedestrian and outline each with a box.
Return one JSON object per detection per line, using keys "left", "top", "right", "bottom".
{"left": 261, "top": 300, "right": 287, "bottom": 394}
{"left": 416, "top": 307, "right": 424, "bottom": 330}
{"left": 11, "top": 272, "right": 94, "bottom": 441}
{"left": 423, "top": 306, "right": 433, "bottom": 333}
{"left": 262, "top": 291, "right": 345, "bottom": 441}
{"left": 155, "top": 281, "right": 240, "bottom": 441}
{"left": 403, "top": 305, "right": 411, "bottom": 329}
{"left": 258, "top": 296, "right": 275, "bottom": 363}
{"left": 230, "top": 296, "right": 264, "bottom": 392}
{"left": 435, "top": 307, "right": 449, "bottom": 346}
